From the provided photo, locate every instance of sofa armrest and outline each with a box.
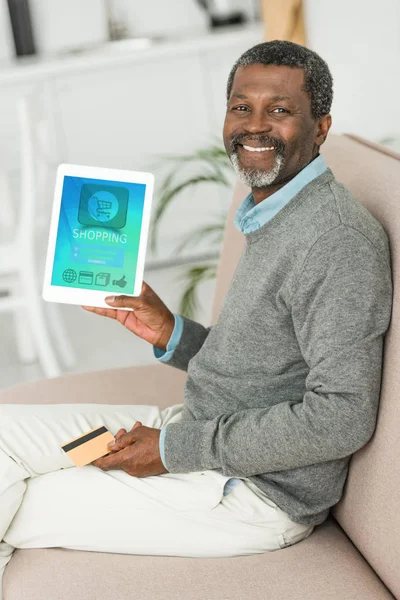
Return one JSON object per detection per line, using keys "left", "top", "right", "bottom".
{"left": 0, "top": 364, "right": 187, "bottom": 410}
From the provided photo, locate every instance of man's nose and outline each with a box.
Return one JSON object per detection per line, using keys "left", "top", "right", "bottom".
{"left": 244, "top": 110, "right": 273, "bottom": 134}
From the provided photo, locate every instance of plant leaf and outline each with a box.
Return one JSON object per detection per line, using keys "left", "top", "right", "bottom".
{"left": 148, "top": 142, "right": 233, "bottom": 254}
{"left": 157, "top": 144, "right": 231, "bottom": 166}
{"left": 175, "top": 220, "right": 225, "bottom": 254}
{"left": 151, "top": 144, "right": 232, "bottom": 188}
{"left": 150, "top": 173, "right": 229, "bottom": 253}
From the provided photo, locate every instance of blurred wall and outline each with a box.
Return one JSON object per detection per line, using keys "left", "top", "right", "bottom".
{"left": 0, "top": 1, "right": 14, "bottom": 61}
{"left": 304, "top": 0, "right": 400, "bottom": 140}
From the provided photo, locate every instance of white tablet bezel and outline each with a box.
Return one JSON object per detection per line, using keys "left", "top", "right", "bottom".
{"left": 42, "top": 163, "right": 154, "bottom": 309}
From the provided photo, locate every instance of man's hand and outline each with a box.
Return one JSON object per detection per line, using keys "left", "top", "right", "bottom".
{"left": 91, "top": 421, "right": 169, "bottom": 477}
{"left": 82, "top": 281, "right": 175, "bottom": 351}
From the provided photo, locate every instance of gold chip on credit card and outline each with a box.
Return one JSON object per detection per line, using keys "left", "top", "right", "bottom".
{"left": 61, "top": 426, "right": 115, "bottom": 467}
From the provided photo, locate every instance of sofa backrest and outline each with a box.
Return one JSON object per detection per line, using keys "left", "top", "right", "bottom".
{"left": 320, "top": 135, "right": 400, "bottom": 599}
{"left": 211, "top": 134, "right": 400, "bottom": 598}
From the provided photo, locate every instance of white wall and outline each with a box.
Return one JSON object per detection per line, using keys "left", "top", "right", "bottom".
{"left": 0, "top": 2, "right": 14, "bottom": 62}
{"left": 304, "top": 0, "right": 400, "bottom": 142}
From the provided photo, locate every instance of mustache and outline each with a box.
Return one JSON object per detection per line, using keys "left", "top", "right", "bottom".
{"left": 229, "top": 133, "right": 286, "bottom": 155}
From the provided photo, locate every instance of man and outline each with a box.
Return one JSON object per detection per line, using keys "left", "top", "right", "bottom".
{"left": 0, "top": 41, "right": 392, "bottom": 591}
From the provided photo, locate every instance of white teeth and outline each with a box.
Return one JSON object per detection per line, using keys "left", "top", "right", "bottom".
{"left": 242, "top": 145, "right": 274, "bottom": 152}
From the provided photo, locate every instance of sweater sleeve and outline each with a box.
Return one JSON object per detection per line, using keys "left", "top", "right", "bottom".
{"left": 162, "top": 225, "right": 393, "bottom": 475}
{"left": 154, "top": 315, "right": 212, "bottom": 372}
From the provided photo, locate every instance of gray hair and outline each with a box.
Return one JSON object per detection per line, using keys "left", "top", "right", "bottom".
{"left": 226, "top": 40, "right": 333, "bottom": 120}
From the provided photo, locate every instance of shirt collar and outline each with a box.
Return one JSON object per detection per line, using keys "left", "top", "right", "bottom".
{"left": 234, "top": 154, "right": 328, "bottom": 234}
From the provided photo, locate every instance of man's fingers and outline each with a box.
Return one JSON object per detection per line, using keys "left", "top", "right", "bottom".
{"left": 104, "top": 280, "right": 156, "bottom": 309}
{"left": 106, "top": 428, "right": 128, "bottom": 453}
{"left": 108, "top": 420, "right": 142, "bottom": 451}
{"left": 83, "top": 280, "right": 159, "bottom": 315}
{"left": 115, "top": 428, "right": 127, "bottom": 439}
{"left": 94, "top": 445, "right": 132, "bottom": 471}
{"left": 141, "top": 281, "right": 157, "bottom": 296}
{"left": 107, "top": 428, "right": 137, "bottom": 451}
{"left": 81, "top": 306, "right": 118, "bottom": 319}
{"left": 110, "top": 422, "right": 142, "bottom": 450}
{"left": 104, "top": 295, "right": 139, "bottom": 310}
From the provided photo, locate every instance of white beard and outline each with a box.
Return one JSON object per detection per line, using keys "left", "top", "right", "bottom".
{"left": 229, "top": 152, "right": 284, "bottom": 187}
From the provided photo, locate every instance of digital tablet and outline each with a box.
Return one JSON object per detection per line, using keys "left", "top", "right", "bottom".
{"left": 42, "top": 163, "right": 154, "bottom": 309}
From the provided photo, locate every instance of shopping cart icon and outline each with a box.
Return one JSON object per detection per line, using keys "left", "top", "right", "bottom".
{"left": 95, "top": 197, "right": 113, "bottom": 220}
{"left": 78, "top": 184, "right": 129, "bottom": 229}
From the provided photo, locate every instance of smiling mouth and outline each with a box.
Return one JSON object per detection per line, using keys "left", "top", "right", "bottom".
{"left": 240, "top": 144, "right": 275, "bottom": 153}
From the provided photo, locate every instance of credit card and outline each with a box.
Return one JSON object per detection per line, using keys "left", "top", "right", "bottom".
{"left": 61, "top": 425, "right": 115, "bottom": 467}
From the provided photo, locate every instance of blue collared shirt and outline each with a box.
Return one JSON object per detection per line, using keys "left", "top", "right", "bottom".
{"left": 154, "top": 154, "right": 327, "bottom": 494}
{"left": 233, "top": 153, "right": 328, "bottom": 233}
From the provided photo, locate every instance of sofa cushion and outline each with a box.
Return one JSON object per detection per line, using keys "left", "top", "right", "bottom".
{"left": 3, "top": 517, "right": 394, "bottom": 600}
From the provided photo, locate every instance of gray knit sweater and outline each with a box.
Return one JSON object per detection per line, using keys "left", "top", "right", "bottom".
{"left": 162, "top": 168, "right": 393, "bottom": 526}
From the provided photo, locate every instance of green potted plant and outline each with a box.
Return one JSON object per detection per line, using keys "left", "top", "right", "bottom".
{"left": 149, "top": 141, "right": 234, "bottom": 320}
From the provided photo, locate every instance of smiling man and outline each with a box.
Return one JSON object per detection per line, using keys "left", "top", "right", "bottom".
{"left": 148, "top": 42, "right": 391, "bottom": 526}
{"left": 0, "top": 41, "right": 393, "bottom": 590}
{"left": 224, "top": 44, "right": 331, "bottom": 201}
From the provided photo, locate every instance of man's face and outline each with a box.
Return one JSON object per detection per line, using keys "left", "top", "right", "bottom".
{"left": 223, "top": 64, "right": 328, "bottom": 192}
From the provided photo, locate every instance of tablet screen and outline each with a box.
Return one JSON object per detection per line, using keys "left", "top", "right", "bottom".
{"left": 51, "top": 175, "right": 146, "bottom": 295}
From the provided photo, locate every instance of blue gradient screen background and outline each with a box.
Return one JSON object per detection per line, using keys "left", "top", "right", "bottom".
{"left": 51, "top": 175, "right": 146, "bottom": 294}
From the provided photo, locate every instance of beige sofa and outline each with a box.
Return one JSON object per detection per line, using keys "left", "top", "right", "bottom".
{"left": 2, "top": 133, "right": 399, "bottom": 599}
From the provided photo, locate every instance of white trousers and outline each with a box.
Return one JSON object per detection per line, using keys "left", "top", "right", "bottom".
{"left": 0, "top": 402, "right": 314, "bottom": 597}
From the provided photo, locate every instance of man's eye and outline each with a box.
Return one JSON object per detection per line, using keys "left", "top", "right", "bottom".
{"left": 232, "top": 105, "right": 248, "bottom": 111}
{"left": 272, "top": 108, "right": 289, "bottom": 114}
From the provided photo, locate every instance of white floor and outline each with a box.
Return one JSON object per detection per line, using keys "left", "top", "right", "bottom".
{"left": 0, "top": 263, "right": 217, "bottom": 391}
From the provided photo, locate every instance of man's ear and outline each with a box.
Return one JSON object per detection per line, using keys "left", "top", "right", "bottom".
{"left": 315, "top": 114, "right": 332, "bottom": 147}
